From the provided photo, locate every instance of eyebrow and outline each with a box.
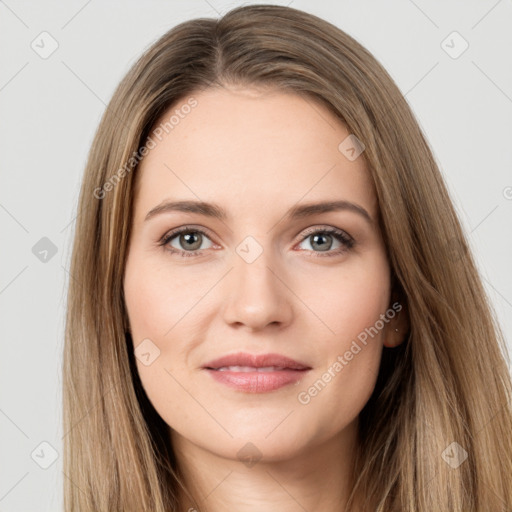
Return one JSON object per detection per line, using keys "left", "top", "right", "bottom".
{"left": 144, "top": 199, "right": 373, "bottom": 225}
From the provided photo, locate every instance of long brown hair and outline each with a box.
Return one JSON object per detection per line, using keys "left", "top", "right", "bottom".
{"left": 63, "top": 4, "right": 512, "bottom": 510}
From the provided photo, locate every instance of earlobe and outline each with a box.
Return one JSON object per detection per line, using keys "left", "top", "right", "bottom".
{"left": 383, "top": 327, "right": 404, "bottom": 348}
{"left": 383, "top": 328, "right": 407, "bottom": 348}
{"left": 383, "top": 300, "right": 409, "bottom": 348}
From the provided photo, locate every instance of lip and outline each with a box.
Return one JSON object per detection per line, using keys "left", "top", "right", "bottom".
{"left": 202, "top": 352, "right": 311, "bottom": 371}
{"left": 202, "top": 352, "right": 312, "bottom": 393}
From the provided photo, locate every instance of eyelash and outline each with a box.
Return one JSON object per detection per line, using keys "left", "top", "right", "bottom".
{"left": 158, "top": 225, "right": 355, "bottom": 258}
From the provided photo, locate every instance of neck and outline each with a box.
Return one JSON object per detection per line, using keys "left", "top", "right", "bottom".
{"left": 171, "top": 420, "right": 362, "bottom": 512}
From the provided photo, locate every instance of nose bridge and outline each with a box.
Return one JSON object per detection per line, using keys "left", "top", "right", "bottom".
{"left": 221, "top": 235, "right": 293, "bottom": 330}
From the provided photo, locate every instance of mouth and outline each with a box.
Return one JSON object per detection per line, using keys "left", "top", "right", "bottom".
{"left": 213, "top": 365, "right": 299, "bottom": 372}
{"left": 202, "top": 352, "right": 311, "bottom": 393}
{"left": 202, "top": 352, "right": 311, "bottom": 371}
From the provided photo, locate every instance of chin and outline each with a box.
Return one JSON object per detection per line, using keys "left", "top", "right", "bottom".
{"left": 217, "top": 436, "right": 310, "bottom": 465}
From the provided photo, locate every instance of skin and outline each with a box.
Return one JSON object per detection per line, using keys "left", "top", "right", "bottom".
{"left": 123, "top": 85, "right": 408, "bottom": 512}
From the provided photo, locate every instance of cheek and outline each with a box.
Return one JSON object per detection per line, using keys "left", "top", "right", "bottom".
{"left": 123, "top": 251, "right": 208, "bottom": 427}
{"left": 292, "top": 259, "right": 390, "bottom": 431}
{"left": 298, "top": 256, "right": 391, "bottom": 346}
{"left": 321, "top": 284, "right": 388, "bottom": 339}
{"left": 123, "top": 250, "right": 203, "bottom": 343}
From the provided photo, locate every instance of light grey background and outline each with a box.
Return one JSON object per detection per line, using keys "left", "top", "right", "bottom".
{"left": 1, "top": 1, "right": 511, "bottom": 510}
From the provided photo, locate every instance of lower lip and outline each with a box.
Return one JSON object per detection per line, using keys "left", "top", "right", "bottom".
{"left": 204, "top": 368, "right": 310, "bottom": 393}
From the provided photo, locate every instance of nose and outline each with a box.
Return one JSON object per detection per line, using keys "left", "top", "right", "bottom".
{"left": 221, "top": 249, "right": 294, "bottom": 332}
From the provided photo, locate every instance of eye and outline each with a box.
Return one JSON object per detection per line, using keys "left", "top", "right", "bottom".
{"left": 159, "top": 225, "right": 355, "bottom": 258}
{"left": 159, "top": 226, "right": 215, "bottom": 257}
{"left": 295, "top": 226, "right": 355, "bottom": 257}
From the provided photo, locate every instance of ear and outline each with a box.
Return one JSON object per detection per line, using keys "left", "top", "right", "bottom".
{"left": 382, "top": 292, "right": 409, "bottom": 348}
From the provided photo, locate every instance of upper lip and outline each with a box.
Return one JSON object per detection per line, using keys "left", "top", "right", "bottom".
{"left": 202, "top": 352, "right": 311, "bottom": 370}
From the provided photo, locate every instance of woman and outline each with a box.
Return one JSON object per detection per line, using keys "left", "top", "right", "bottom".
{"left": 63, "top": 4, "right": 512, "bottom": 511}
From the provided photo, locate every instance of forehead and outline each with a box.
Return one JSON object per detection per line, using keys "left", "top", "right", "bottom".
{"left": 134, "top": 86, "right": 377, "bottom": 221}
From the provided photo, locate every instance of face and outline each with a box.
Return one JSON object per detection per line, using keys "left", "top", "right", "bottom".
{"left": 123, "top": 85, "right": 404, "bottom": 463}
